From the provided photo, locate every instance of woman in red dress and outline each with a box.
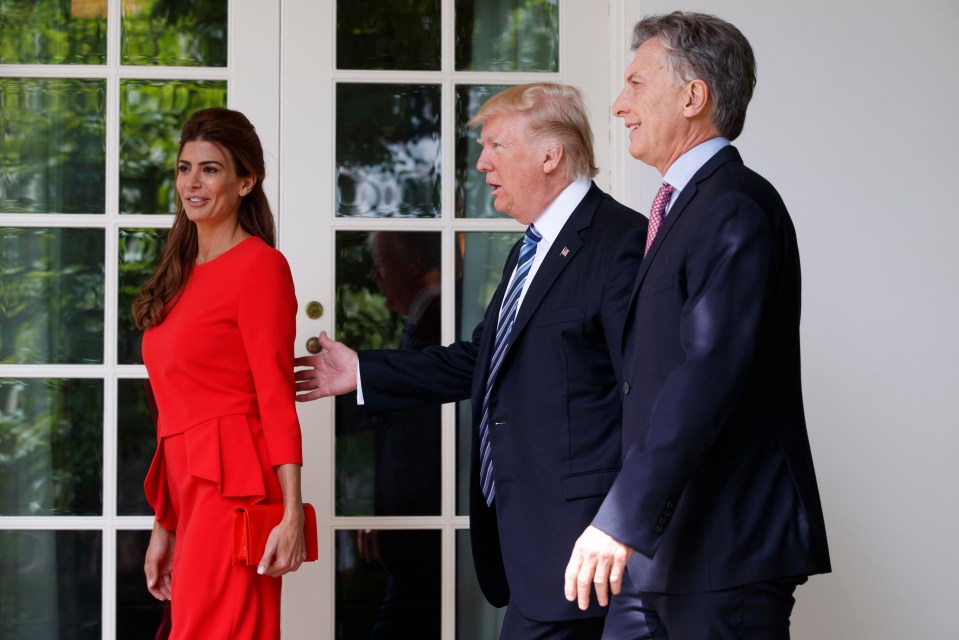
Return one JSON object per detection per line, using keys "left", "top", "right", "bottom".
{"left": 134, "top": 107, "right": 305, "bottom": 639}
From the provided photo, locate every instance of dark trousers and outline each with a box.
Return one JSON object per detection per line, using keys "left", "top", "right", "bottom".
{"left": 500, "top": 601, "right": 606, "bottom": 640}
{"left": 602, "top": 571, "right": 807, "bottom": 640}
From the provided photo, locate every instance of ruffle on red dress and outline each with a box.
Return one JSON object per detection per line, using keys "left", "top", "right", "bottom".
{"left": 144, "top": 414, "right": 268, "bottom": 531}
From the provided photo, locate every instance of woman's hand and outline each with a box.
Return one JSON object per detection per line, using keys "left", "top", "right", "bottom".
{"left": 257, "top": 463, "right": 306, "bottom": 577}
{"left": 257, "top": 507, "right": 306, "bottom": 577}
{"left": 145, "top": 519, "right": 175, "bottom": 600}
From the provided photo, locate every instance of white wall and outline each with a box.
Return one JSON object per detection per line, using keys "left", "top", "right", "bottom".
{"left": 612, "top": 2, "right": 959, "bottom": 638}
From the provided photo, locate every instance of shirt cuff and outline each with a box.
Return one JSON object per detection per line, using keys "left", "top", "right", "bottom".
{"left": 356, "top": 360, "right": 365, "bottom": 405}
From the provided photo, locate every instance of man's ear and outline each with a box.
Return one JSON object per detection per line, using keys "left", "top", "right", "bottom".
{"left": 683, "top": 79, "right": 710, "bottom": 118}
{"left": 542, "top": 143, "right": 564, "bottom": 175}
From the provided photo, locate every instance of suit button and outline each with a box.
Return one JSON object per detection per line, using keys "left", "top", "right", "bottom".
{"left": 622, "top": 382, "right": 631, "bottom": 395}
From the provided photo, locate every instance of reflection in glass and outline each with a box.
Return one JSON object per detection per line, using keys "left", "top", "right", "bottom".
{"left": 121, "top": 0, "right": 227, "bottom": 66}
{"left": 0, "top": 78, "right": 106, "bottom": 214}
{"left": 0, "top": 0, "right": 107, "bottom": 64}
{"left": 0, "top": 379, "right": 103, "bottom": 516}
{"left": 120, "top": 79, "right": 227, "bottom": 214}
{"left": 117, "top": 379, "right": 158, "bottom": 515}
{"left": 455, "top": 84, "right": 509, "bottom": 219}
{"left": 455, "top": 232, "right": 519, "bottom": 515}
{"left": 335, "top": 231, "right": 442, "bottom": 517}
{"left": 0, "top": 228, "right": 105, "bottom": 364}
{"left": 337, "top": 0, "right": 440, "bottom": 71}
{"left": 117, "top": 530, "right": 169, "bottom": 637}
{"left": 336, "top": 84, "right": 441, "bottom": 218}
{"left": 335, "top": 529, "right": 441, "bottom": 639}
{"left": 455, "top": 0, "right": 559, "bottom": 72}
{"left": 0, "top": 530, "right": 102, "bottom": 639}
{"left": 118, "top": 228, "right": 168, "bottom": 363}
{"left": 456, "top": 529, "right": 505, "bottom": 639}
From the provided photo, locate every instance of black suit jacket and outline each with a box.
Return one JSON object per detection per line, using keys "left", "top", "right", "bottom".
{"left": 360, "top": 183, "right": 647, "bottom": 620}
{"left": 592, "top": 146, "right": 831, "bottom": 593}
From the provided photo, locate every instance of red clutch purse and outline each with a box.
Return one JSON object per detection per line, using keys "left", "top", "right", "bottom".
{"left": 232, "top": 503, "right": 318, "bottom": 566}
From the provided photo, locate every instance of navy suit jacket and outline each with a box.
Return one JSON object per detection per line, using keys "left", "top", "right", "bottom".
{"left": 359, "top": 183, "right": 646, "bottom": 620}
{"left": 592, "top": 146, "right": 831, "bottom": 593}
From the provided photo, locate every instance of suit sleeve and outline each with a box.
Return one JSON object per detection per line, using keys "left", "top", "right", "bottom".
{"left": 600, "top": 223, "right": 647, "bottom": 382}
{"left": 593, "top": 192, "right": 775, "bottom": 558}
{"left": 358, "top": 321, "right": 483, "bottom": 412}
{"left": 237, "top": 247, "right": 303, "bottom": 466}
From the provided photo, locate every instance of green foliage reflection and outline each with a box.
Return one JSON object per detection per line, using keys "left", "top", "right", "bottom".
{"left": 118, "top": 228, "right": 168, "bottom": 363}
{"left": 455, "top": 0, "right": 559, "bottom": 72}
{"left": 121, "top": 0, "right": 227, "bottom": 67}
{"left": 337, "top": 0, "right": 441, "bottom": 70}
{"left": 119, "top": 80, "right": 227, "bottom": 214}
{"left": 0, "top": 228, "right": 105, "bottom": 364}
{"left": 0, "top": 0, "right": 107, "bottom": 65}
{"left": 0, "top": 379, "right": 104, "bottom": 516}
{"left": 0, "top": 78, "right": 107, "bottom": 214}
{"left": 454, "top": 85, "right": 509, "bottom": 219}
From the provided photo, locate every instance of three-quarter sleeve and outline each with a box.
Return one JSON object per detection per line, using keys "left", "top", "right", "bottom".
{"left": 236, "top": 247, "right": 303, "bottom": 466}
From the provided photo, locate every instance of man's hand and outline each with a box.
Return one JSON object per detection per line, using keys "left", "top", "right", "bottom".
{"left": 294, "top": 331, "right": 359, "bottom": 401}
{"left": 564, "top": 525, "right": 633, "bottom": 610}
{"left": 145, "top": 520, "right": 175, "bottom": 601}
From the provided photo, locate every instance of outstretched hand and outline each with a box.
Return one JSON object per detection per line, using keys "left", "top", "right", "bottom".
{"left": 294, "top": 331, "right": 359, "bottom": 401}
{"left": 564, "top": 525, "right": 633, "bottom": 610}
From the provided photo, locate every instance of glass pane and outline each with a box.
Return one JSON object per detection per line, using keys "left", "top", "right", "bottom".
{"left": 336, "top": 0, "right": 440, "bottom": 71}
{"left": 0, "top": 78, "right": 106, "bottom": 214}
{"left": 455, "top": 0, "right": 559, "bottom": 72}
{"left": 117, "top": 379, "right": 157, "bottom": 515}
{"left": 335, "top": 529, "right": 441, "bottom": 639}
{"left": 455, "top": 232, "right": 519, "bottom": 515}
{"left": 336, "top": 84, "right": 441, "bottom": 218}
{"left": 121, "top": 0, "right": 227, "bottom": 67}
{"left": 118, "top": 227, "right": 168, "bottom": 364}
{"left": 119, "top": 79, "right": 227, "bottom": 214}
{"left": 335, "top": 231, "right": 442, "bottom": 517}
{"left": 0, "top": 0, "right": 107, "bottom": 65}
{"left": 455, "top": 84, "right": 509, "bottom": 219}
{"left": 456, "top": 529, "right": 505, "bottom": 638}
{"left": 0, "top": 379, "right": 103, "bottom": 516}
{"left": 0, "top": 228, "right": 105, "bottom": 365}
{"left": 116, "top": 529, "right": 169, "bottom": 637}
{"left": 0, "top": 530, "right": 102, "bottom": 639}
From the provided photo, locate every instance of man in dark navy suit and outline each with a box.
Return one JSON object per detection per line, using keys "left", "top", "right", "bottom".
{"left": 563, "top": 12, "right": 831, "bottom": 639}
{"left": 295, "top": 83, "right": 646, "bottom": 639}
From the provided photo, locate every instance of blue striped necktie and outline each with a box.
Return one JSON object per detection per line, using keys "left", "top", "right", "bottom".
{"left": 479, "top": 224, "right": 543, "bottom": 506}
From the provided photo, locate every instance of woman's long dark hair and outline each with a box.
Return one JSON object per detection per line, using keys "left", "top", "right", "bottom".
{"left": 132, "top": 107, "right": 275, "bottom": 330}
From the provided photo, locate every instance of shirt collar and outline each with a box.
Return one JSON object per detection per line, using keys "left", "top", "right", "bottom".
{"left": 531, "top": 177, "right": 591, "bottom": 248}
{"left": 663, "top": 137, "right": 730, "bottom": 195}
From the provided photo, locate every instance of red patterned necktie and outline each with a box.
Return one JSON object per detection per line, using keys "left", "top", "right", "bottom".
{"left": 644, "top": 182, "right": 675, "bottom": 257}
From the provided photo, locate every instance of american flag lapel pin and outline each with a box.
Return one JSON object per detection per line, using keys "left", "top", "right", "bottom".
{"left": 560, "top": 246, "right": 570, "bottom": 257}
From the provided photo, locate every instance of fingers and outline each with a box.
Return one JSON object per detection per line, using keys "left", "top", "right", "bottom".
{"left": 257, "top": 531, "right": 278, "bottom": 576}
{"left": 564, "top": 526, "right": 634, "bottom": 611}
{"left": 317, "top": 331, "right": 336, "bottom": 350}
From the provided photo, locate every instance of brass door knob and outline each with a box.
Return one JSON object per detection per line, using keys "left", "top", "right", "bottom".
{"left": 306, "top": 336, "right": 322, "bottom": 354}
{"left": 305, "top": 301, "right": 324, "bottom": 319}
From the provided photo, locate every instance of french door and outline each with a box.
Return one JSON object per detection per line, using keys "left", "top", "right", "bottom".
{"left": 280, "top": 1, "right": 620, "bottom": 638}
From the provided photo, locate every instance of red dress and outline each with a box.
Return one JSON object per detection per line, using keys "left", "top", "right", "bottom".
{"left": 143, "top": 237, "right": 302, "bottom": 639}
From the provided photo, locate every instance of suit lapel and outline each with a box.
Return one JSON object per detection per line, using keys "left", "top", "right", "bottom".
{"left": 484, "top": 182, "right": 601, "bottom": 391}
{"left": 506, "top": 183, "right": 600, "bottom": 354}
{"left": 626, "top": 145, "right": 742, "bottom": 306}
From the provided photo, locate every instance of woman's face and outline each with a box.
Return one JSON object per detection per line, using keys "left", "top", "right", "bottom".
{"left": 176, "top": 140, "right": 254, "bottom": 227}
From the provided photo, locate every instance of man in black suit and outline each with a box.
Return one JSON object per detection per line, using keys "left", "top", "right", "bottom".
{"left": 563, "top": 12, "right": 831, "bottom": 639}
{"left": 295, "top": 83, "right": 646, "bottom": 639}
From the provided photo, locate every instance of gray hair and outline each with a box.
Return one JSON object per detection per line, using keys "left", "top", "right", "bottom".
{"left": 632, "top": 12, "right": 756, "bottom": 140}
